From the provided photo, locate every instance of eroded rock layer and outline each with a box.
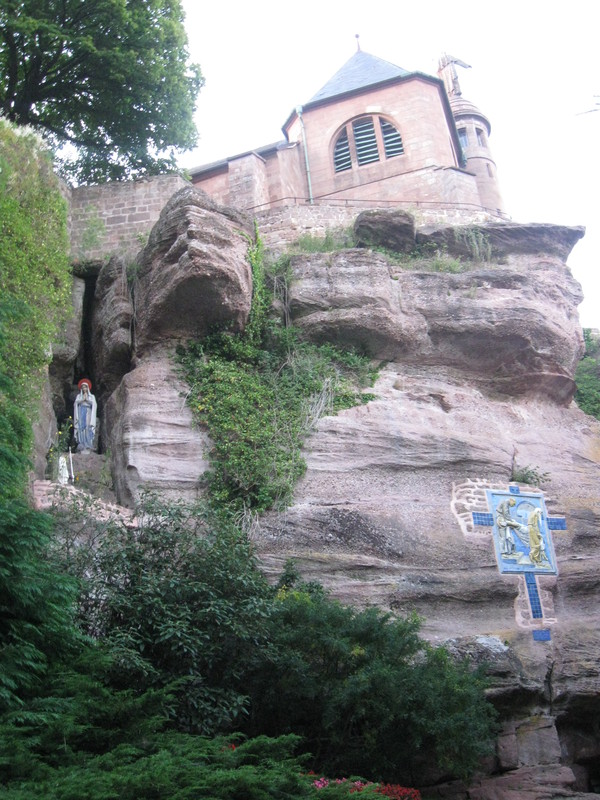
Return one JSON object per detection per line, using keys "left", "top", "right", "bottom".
{"left": 132, "top": 186, "right": 254, "bottom": 355}
{"left": 287, "top": 249, "right": 584, "bottom": 403}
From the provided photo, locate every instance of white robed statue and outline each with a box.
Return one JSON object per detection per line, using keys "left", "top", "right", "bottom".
{"left": 74, "top": 378, "right": 97, "bottom": 452}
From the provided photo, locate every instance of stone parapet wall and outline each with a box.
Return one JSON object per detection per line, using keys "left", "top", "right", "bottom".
{"left": 70, "top": 174, "right": 188, "bottom": 264}
{"left": 256, "top": 201, "right": 499, "bottom": 253}
{"left": 67, "top": 173, "right": 505, "bottom": 265}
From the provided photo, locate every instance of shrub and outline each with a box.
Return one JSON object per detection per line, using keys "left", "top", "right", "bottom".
{"left": 243, "top": 573, "right": 497, "bottom": 784}
{"left": 292, "top": 228, "right": 356, "bottom": 253}
{"left": 54, "top": 494, "right": 273, "bottom": 735}
{"left": 0, "top": 313, "right": 79, "bottom": 713}
{"left": 0, "top": 731, "right": 312, "bottom": 800}
{"left": 510, "top": 464, "right": 549, "bottom": 487}
{"left": 49, "top": 493, "right": 497, "bottom": 786}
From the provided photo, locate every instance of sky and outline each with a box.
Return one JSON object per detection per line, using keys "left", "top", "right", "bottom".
{"left": 179, "top": 0, "right": 599, "bottom": 328}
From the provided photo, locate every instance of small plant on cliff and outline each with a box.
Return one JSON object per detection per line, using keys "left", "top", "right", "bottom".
{"left": 292, "top": 228, "right": 356, "bottom": 253}
{"left": 177, "top": 232, "right": 377, "bottom": 512}
{"left": 510, "top": 463, "right": 549, "bottom": 487}
{"left": 454, "top": 226, "right": 492, "bottom": 262}
{"left": 375, "top": 242, "right": 466, "bottom": 274}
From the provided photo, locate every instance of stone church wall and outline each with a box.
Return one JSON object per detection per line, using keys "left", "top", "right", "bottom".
{"left": 69, "top": 174, "right": 188, "bottom": 264}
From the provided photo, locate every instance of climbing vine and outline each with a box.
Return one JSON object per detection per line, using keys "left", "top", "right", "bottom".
{"left": 177, "top": 230, "right": 377, "bottom": 513}
{"left": 0, "top": 120, "right": 71, "bottom": 400}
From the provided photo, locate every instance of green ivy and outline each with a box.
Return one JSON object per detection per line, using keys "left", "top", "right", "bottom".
{"left": 0, "top": 120, "right": 71, "bottom": 400}
{"left": 177, "top": 231, "right": 377, "bottom": 513}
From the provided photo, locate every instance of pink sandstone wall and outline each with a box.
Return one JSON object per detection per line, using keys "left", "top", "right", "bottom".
{"left": 265, "top": 145, "right": 307, "bottom": 209}
{"left": 296, "top": 79, "right": 460, "bottom": 203}
{"left": 227, "top": 152, "right": 271, "bottom": 208}
{"left": 191, "top": 168, "right": 229, "bottom": 206}
{"left": 70, "top": 174, "right": 188, "bottom": 264}
{"left": 256, "top": 202, "right": 499, "bottom": 254}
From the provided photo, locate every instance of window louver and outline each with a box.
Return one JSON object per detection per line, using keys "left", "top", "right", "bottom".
{"left": 333, "top": 129, "right": 352, "bottom": 172}
{"left": 333, "top": 116, "right": 405, "bottom": 174}
{"left": 380, "top": 119, "right": 404, "bottom": 158}
{"left": 352, "top": 118, "right": 380, "bottom": 165}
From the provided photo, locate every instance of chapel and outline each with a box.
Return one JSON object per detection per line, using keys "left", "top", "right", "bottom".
{"left": 190, "top": 48, "right": 505, "bottom": 217}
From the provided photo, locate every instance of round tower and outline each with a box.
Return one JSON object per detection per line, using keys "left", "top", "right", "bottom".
{"left": 437, "top": 54, "right": 505, "bottom": 216}
{"left": 450, "top": 95, "right": 504, "bottom": 215}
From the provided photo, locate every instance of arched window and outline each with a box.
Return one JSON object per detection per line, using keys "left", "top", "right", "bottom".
{"left": 333, "top": 116, "right": 404, "bottom": 173}
{"left": 333, "top": 129, "right": 352, "bottom": 172}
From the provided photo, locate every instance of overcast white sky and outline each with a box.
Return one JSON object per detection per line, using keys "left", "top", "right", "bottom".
{"left": 179, "top": 0, "right": 599, "bottom": 328}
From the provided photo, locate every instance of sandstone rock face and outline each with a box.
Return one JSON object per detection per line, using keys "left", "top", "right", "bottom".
{"left": 287, "top": 248, "right": 584, "bottom": 404}
{"left": 92, "top": 256, "right": 133, "bottom": 409}
{"left": 86, "top": 206, "right": 599, "bottom": 797}
{"left": 105, "top": 353, "right": 210, "bottom": 507}
{"left": 132, "top": 187, "right": 254, "bottom": 356}
{"left": 49, "top": 277, "right": 85, "bottom": 418}
{"left": 99, "top": 189, "right": 255, "bottom": 506}
{"left": 254, "top": 361, "right": 600, "bottom": 797}
{"left": 417, "top": 222, "right": 586, "bottom": 262}
{"left": 353, "top": 208, "right": 416, "bottom": 252}
{"left": 31, "top": 370, "right": 58, "bottom": 479}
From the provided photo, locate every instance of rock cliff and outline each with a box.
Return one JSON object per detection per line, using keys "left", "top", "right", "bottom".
{"left": 47, "top": 191, "right": 599, "bottom": 798}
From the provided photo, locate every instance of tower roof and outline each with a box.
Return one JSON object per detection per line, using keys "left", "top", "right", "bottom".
{"left": 308, "top": 50, "right": 410, "bottom": 104}
{"left": 450, "top": 95, "right": 491, "bottom": 135}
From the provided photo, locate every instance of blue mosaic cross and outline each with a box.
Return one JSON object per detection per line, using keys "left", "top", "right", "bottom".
{"left": 547, "top": 517, "right": 567, "bottom": 531}
{"left": 532, "top": 629, "right": 551, "bottom": 642}
{"left": 472, "top": 510, "right": 567, "bottom": 533}
{"left": 524, "top": 573, "right": 543, "bottom": 619}
{"left": 472, "top": 512, "right": 494, "bottom": 526}
{"left": 471, "top": 487, "right": 569, "bottom": 640}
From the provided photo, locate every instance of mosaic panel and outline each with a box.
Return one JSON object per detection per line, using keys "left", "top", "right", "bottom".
{"left": 486, "top": 490, "right": 558, "bottom": 575}
{"left": 472, "top": 512, "right": 494, "bottom": 527}
{"left": 524, "top": 573, "right": 544, "bottom": 618}
{"left": 547, "top": 517, "right": 567, "bottom": 531}
{"left": 532, "top": 629, "right": 552, "bottom": 642}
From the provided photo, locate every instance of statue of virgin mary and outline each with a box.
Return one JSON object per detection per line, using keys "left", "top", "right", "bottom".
{"left": 74, "top": 378, "right": 97, "bottom": 452}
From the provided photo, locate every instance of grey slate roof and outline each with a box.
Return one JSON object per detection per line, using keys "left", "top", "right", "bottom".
{"left": 308, "top": 50, "right": 411, "bottom": 104}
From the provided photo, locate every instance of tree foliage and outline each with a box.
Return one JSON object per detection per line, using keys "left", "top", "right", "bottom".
{"left": 0, "top": 120, "right": 71, "bottom": 395}
{"left": 0, "top": 344, "right": 78, "bottom": 713}
{"left": 575, "top": 329, "right": 600, "bottom": 420}
{"left": 0, "top": 0, "right": 203, "bottom": 182}
{"left": 50, "top": 496, "right": 498, "bottom": 784}
{"left": 244, "top": 577, "right": 497, "bottom": 783}
{"left": 0, "top": 124, "right": 77, "bottom": 712}
{"left": 54, "top": 495, "right": 274, "bottom": 735}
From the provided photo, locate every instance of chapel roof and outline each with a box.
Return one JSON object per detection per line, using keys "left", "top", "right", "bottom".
{"left": 308, "top": 50, "right": 411, "bottom": 104}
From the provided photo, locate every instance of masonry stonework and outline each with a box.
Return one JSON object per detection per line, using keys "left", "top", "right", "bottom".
{"left": 70, "top": 174, "right": 188, "bottom": 264}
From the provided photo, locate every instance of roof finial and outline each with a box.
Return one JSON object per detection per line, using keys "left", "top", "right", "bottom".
{"left": 355, "top": 34, "right": 361, "bottom": 52}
